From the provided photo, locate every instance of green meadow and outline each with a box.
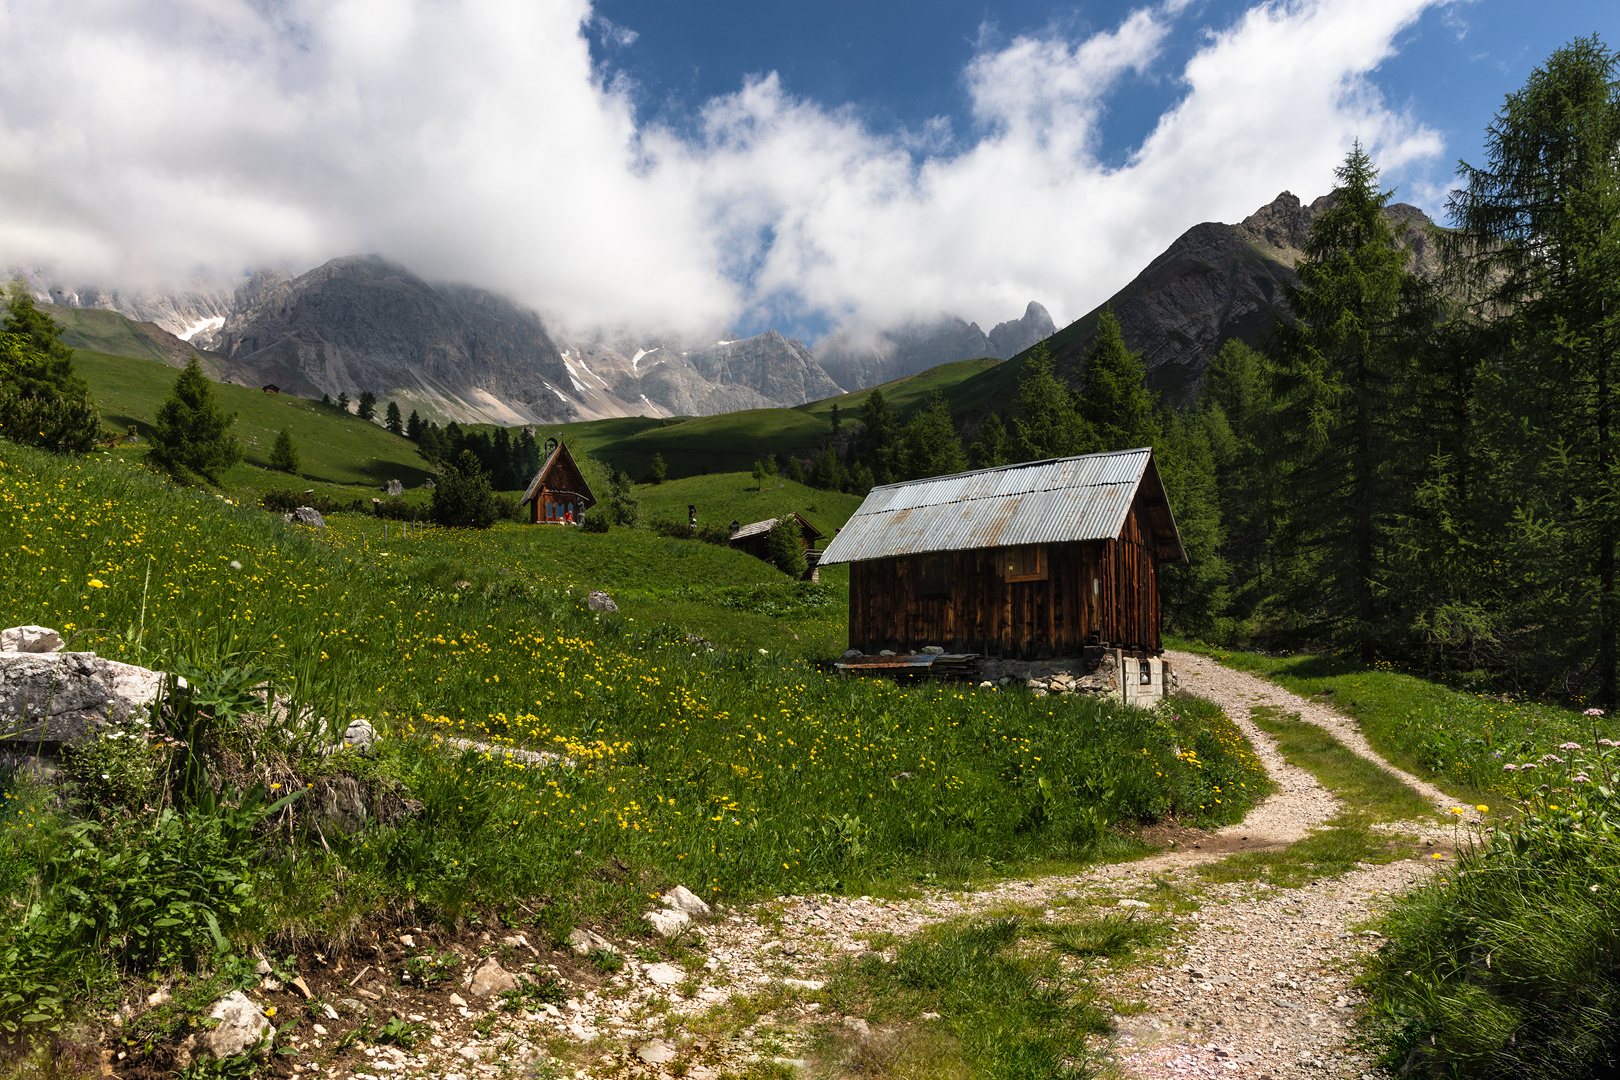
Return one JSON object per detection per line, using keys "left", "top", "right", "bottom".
{"left": 0, "top": 438, "right": 1268, "bottom": 1043}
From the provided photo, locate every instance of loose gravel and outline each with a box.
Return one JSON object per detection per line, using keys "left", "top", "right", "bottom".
{"left": 292, "top": 653, "right": 1455, "bottom": 1080}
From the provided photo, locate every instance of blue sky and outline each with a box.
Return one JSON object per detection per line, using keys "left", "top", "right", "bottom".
{"left": 592, "top": 0, "right": 1618, "bottom": 220}
{"left": 1, "top": 1, "right": 1617, "bottom": 342}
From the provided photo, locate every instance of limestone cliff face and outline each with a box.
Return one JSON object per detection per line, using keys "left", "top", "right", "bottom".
{"left": 814, "top": 302, "right": 1054, "bottom": 391}
{"left": 1046, "top": 192, "right": 1440, "bottom": 406}
{"left": 206, "top": 256, "right": 578, "bottom": 423}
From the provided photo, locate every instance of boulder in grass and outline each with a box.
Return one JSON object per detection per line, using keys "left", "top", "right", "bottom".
{"left": 202, "top": 991, "right": 273, "bottom": 1058}
{"left": 645, "top": 908, "right": 690, "bottom": 937}
{"left": 586, "top": 591, "right": 618, "bottom": 612}
{"left": 468, "top": 957, "right": 518, "bottom": 997}
{"left": 287, "top": 506, "right": 325, "bottom": 528}
{"left": 384, "top": 479, "right": 404, "bottom": 497}
{"left": 1, "top": 650, "right": 166, "bottom": 744}
{"left": 662, "top": 885, "right": 710, "bottom": 916}
{"left": 0, "top": 625, "right": 63, "bottom": 654}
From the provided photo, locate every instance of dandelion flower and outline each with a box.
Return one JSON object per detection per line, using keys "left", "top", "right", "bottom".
{"left": 1476, "top": 805, "right": 1489, "bottom": 813}
{"left": 88, "top": 579, "right": 105, "bottom": 588}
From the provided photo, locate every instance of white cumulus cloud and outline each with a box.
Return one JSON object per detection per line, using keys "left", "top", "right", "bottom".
{"left": 0, "top": 0, "right": 1447, "bottom": 338}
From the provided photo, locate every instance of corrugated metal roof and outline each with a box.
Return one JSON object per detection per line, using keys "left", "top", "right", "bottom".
{"left": 819, "top": 448, "right": 1182, "bottom": 565}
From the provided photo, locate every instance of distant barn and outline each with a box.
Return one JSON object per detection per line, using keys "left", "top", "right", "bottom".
{"left": 817, "top": 448, "right": 1184, "bottom": 660}
{"left": 521, "top": 439, "right": 596, "bottom": 525}
{"left": 728, "top": 513, "right": 825, "bottom": 580}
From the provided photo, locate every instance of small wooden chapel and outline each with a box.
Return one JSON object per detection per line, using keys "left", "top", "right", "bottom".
{"left": 520, "top": 439, "right": 596, "bottom": 525}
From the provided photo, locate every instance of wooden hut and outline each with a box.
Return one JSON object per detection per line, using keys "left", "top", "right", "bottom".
{"left": 727, "top": 513, "right": 823, "bottom": 563}
{"left": 817, "top": 448, "right": 1184, "bottom": 659}
{"left": 520, "top": 439, "right": 596, "bottom": 525}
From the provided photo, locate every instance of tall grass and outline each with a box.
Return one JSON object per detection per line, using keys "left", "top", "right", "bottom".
{"left": 1172, "top": 639, "right": 1620, "bottom": 804}
{"left": 1363, "top": 740, "right": 1620, "bottom": 1078}
{"left": 0, "top": 440, "right": 1269, "bottom": 1030}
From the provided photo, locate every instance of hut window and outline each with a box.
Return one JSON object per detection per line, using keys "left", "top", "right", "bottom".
{"left": 917, "top": 554, "right": 952, "bottom": 598}
{"left": 1001, "top": 545, "right": 1045, "bottom": 582}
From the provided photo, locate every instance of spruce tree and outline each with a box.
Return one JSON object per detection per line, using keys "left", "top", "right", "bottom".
{"left": 406, "top": 409, "right": 423, "bottom": 440}
{"left": 765, "top": 517, "right": 807, "bottom": 577}
{"left": 0, "top": 285, "right": 100, "bottom": 453}
{"left": 431, "top": 451, "right": 498, "bottom": 529}
{"left": 147, "top": 357, "right": 243, "bottom": 486}
{"left": 357, "top": 391, "right": 377, "bottom": 421}
{"left": 385, "top": 400, "right": 403, "bottom": 435}
{"left": 1077, "top": 310, "right": 1157, "bottom": 451}
{"left": 606, "top": 468, "right": 640, "bottom": 526}
{"left": 645, "top": 452, "right": 667, "bottom": 485}
{"left": 900, "top": 391, "right": 968, "bottom": 479}
{"left": 1013, "top": 343, "right": 1093, "bottom": 460}
{"left": 1269, "top": 142, "right": 1435, "bottom": 659}
{"left": 269, "top": 429, "right": 300, "bottom": 474}
{"left": 969, "top": 411, "right": 1013, "bottom": 469}
{"left": 336, "top": 392, "right": 350, "bottom": 413}
{"left": 857, "top": 388, "right": 902, "bottom": 483}
{"left": 808, "top": 447, "right": 845, "bottom": 491}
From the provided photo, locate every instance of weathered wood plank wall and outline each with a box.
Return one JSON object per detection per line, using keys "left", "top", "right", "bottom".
{"left": 846, "top": 504, "right": 1162, "bottom": 658}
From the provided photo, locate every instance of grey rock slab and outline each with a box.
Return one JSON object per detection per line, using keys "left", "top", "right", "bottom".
{"left": 645, "top": 908, "right": 690, "bottom": 937}
{"left": 636, "top": 1039, "right": 676, "bottom": 1064}
{"left": 202, "top": 991, "right": 273, "bottom": 1058}
{"left": 663, "top": 885, "right": 711, "bottom": 915}
{"left": 644, "top": 962, "right": 684, "bottom": 986}
{"left": 288, "top": 506, "right": 326, "bottom": 528}
{"left": 586, "top": 590, "right": 618, "bottom": 612}
{"left": 0, "top": 651, "right": 166, "bottom": 743}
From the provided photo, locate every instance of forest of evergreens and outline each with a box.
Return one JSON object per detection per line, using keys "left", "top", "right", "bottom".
{"left": 810, "top": 36, "right": 1620, "bottom": 704}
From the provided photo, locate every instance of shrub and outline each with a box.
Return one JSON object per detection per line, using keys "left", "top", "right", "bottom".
{"left": 764, "top": 517, "right": 807, "bottom": 577}
{"left": 605, "top": 469, "right": 639, "bottom": 527}
{"left": 260, "top": 488, "right": 365, "bottom": 515}
{"left": 491, "top": 492, "right": 522, "bottom": 521}
{"left": 581, "top": 510, "right": 611, "bottom": 532}
{"left": 431, "top": 451, "right": 498, "bottom": 529}
{"left": 648, "top": 516, "right": 693, "bottom": 539}
{"left": 644, "top": 453, "right": 667, "bottom": 485}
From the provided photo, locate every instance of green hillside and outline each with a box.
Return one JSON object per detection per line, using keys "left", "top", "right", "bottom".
{"left": 44, "top": 304, "right": 188, "bottom": 366}
{"left": 74, "top": 349, "right": 433, "bottom": 497}
{"left": 635, "top": 470, "right": 864, "bottom": 535}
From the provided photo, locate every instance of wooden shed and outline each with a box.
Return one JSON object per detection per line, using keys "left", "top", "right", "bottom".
{"left": 817, "top": 448, "right": 1184, "bottom": 659}
{"left": 521, "top": 439, "right": 596, "bottom": 525}
{"left": 727, "top": 513, "right": 824, "bottom": 563}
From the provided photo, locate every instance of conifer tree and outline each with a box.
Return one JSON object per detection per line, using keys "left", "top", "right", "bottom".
{"left": 968, "top": 411, "right": 1013, "bottom": 469}
{"left": 0, "top": 284, "right": 100, "bottom": 453}
{"left": 765, "top": 517, "right": 807, "bottom": 577}
{"left": 645, "top": 452, "right": 667, "bottom": 485}
{"left": 857, "top": 388, "right": 902, "bottom": 483}
{"left": 1077, "top": 310, "right": 1157, "bottom": 451}
{"left": 385, "top": 400, "right": 403, "bottom": 435}
{"left": 269, "top": 429, "right": 300, "bottom": 474}
{"left": 336, "top": 392, "right": 350, "bottom": 413}
{"left": 1013, "top": 343, "right": 1093, "bottom": 460}
{"left": 148, "top": 357, "right": 243, "bottom": 486}
{"left": 606, "top": 468, "right": 640, "bottom": 526}
{"left": 1445, "top": 35, "right": 1620, "bottom": 699}
{"left": 357, "top": 391, "right": 377, "bottom": 421}
{"left": 431, "top": 451, "right": 498, "bottom": 529}
{"left": 1269, "top": 142, "right": 1435, "bottom": 659}
{"left": 406, "top": 409, "right": 423, "bottom": 440}
{"left": 901, "top": 391, "right": 967, "bottom": 479}
{"left": 808, "top": 447, "right": 845, "bottom": 491}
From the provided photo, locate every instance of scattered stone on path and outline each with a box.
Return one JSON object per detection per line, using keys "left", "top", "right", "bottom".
{"left": 644, "top": 963, "right": 684, "bottom": 986}
{"left": 646, "top": 908, "right": 691, "bottom": 937}
{"left": 468, "top": 957, "right": 518, "bottom": 997}
{"left": 568, "top": 927, "right": 618, "bottom": 955}
{"left": 586, "top": 590, "right": 618, "bottom": 612}
{"left": 637, "top": 1039, "right": 676, "bottom": 1064}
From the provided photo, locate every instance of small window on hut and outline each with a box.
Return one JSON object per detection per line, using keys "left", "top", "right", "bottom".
{"left": 917, "top": 554, "right": 952, "bottom": 598}
{"left": 1000, "top": 545, "right": 1045, "bottom": 582}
